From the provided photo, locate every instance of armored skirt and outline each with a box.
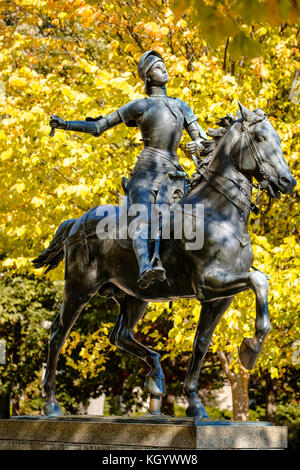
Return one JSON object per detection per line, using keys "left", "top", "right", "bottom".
{"left": 127, "top": 147, "right": 186, "bottom": 206}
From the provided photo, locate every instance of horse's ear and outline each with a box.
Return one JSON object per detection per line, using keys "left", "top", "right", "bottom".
{"left": 254, "top": 107, "right": 267, "bottom": 118}
{"left": 238, "top": 101, "right": 253, "bottom": 122}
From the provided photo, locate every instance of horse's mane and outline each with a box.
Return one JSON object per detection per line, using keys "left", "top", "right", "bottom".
{"left": 189, "top": 106, "right": 267, "bottom": 190}
{"left": 201, "top": 113, "right": 238, "bottom": 160}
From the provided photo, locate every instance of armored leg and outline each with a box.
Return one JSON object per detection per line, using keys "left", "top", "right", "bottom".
{"left": 132, "top": 235, "right": 166, "bottom": 289}
{"left": 128, "top": 183, "right": 166, "bottom": 289}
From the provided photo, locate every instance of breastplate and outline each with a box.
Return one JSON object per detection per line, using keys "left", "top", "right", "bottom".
{"left": 137, "top": 97, "right": 184, "bottom": 152}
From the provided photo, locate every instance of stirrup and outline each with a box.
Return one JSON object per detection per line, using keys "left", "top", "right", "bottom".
{"left": 138, "top": 266, "right": 167, "bottom": 289}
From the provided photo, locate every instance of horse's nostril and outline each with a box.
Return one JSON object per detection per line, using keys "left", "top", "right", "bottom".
{"left": 279, "top": 176, "right": 290, "bottom": 187}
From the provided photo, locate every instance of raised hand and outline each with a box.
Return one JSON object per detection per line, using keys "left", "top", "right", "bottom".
{"left": 49, "top": 115, "right": 66, "bottom": 130}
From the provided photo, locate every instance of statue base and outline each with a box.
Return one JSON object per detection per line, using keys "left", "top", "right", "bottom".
{"left": 0, "top": 415, "right": 287, "bottom": 450}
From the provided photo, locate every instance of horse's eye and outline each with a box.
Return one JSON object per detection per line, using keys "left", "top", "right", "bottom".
{"left": 256, "top": 135, "right": 265, "bottom": 142}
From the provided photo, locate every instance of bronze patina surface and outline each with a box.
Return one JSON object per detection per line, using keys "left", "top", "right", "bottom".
{"left": 33, "top": 51, "right": 296, "bottom": 419}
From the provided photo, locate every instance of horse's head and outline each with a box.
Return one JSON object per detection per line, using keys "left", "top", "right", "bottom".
{"left": 230, "top": 103, "right": 296, "bottom": 198}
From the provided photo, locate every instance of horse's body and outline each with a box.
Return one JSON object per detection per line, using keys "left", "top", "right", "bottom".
{"left": 33, "top": 104, "right": 296, "bottom": 418}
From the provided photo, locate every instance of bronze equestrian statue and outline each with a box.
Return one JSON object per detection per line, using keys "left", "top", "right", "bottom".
{"left": 34, "top": 51, "right": 296, "bottom": 418}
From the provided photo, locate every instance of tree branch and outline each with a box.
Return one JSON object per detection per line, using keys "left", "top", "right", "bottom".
{"left": 217, "top": 350, "right": 235, "bottom": 383}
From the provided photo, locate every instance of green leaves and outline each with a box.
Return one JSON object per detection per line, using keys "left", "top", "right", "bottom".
{"left": 0, "top": 273, "right": 61, "bottom": 398}
{"left": 229, "top": 31, "right": 262, "bottom": 60}
{"left": 172, "top": 0, "right": 300, "bottom": 58}
{"left": 234, "top": 0, "right": 267, "bottom": 24}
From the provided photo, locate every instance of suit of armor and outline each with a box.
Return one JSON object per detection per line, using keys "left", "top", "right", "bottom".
{"left": 50, "top": 51, "right": 206, "bottom": 288}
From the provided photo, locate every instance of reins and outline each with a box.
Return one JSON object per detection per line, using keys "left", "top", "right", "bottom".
{"left": 196, "top": 116, "right": 272, "bottom": 217}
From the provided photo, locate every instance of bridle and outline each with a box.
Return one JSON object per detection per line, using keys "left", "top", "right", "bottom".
{"left": 240, "top": 117, "right": 270, "bottom": 190}
{"left": 238, "top": 117, "right": 273, "bottom": 214}
{"left": 196, "top": 115, "right": 273, "bottom": 216}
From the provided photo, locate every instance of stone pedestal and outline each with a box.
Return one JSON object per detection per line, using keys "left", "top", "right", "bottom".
{"left": 0, "top": 416, "right": 287, "bottom": 450}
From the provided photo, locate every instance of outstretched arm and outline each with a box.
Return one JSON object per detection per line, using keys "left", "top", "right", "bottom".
{"left": 186, "top": 121, "right": 207, "bottom": 156}
{"left": 49, "top": 111, "right": 122, "bottom": 136}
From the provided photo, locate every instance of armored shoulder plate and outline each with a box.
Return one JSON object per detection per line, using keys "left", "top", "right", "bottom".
{"left": 175, "top": 99, "right": 198, "bottom": 126}
{"left": 117, "top": 99, "right": 152, "bottom": 127}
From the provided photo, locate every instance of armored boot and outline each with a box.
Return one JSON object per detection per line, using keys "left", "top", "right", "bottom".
{"left": 132, "top": 237, "right": 166, "bottom": 289}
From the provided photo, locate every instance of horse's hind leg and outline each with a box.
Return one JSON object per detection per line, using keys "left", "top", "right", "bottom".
{"left": 43, "top": 280, "right": 98, "bottom": 417}
{"left": 111, "top": 295, "right": 166, "bottom": 399}
{"left": 184, "top": 297, "right": 233, "bottom": 418}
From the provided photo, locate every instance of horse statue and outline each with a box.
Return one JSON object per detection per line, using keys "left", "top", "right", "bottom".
{"left": 32, "top": 103, "right": 296, "bottom": 418}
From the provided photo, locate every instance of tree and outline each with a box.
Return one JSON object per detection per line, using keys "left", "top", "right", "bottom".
{"left": 173, "top": 0, "right": 300, "bottom": 58}
{"left": 0, "top": 273, "right": 61, "bottom": 414}
{"left": 62, "top": 300, "right": 226, "bottom": 416}
{"left": 0, "top": 272, "right": 120, "bottom": 415}
{"left": 0, "top": 1, "right": 299, "bottom": 419}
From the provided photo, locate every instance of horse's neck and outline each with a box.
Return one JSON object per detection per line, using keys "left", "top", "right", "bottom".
{"left": 184, "top": 131, "right": 253, "bottom": 230}
{"left": 209, "top": 133, "right": 252, "bottom": 193}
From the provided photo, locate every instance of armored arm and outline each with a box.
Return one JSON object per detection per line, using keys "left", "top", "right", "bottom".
{"left": 185, "top": 121, "right": 207, "bottom": 156}
{"left": 185, "top": 121, "right": 207, "bottom": 157}
{"left": 49, "top": 99, "right": 144, "bottom": 136}
{"left": 49, "top": 111, "right": 122, "bottom": 136}
{"left": 176, "top": 99, "right": 207, "bottom": 156}
{"left": 186, "top": 120, "right": 207, "bottom": 141}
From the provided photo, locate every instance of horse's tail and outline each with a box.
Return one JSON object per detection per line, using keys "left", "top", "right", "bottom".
{"left": 31, "top": 219, "right": 76, "bottom": 274}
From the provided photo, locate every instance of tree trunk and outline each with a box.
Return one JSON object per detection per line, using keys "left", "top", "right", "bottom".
{"left": 162, "top": 393, "right": 175, "bottom": 416}
{"left": 218, "top": 351, "right": 249, "bottom": 421}
{"left": 230, "top": 368, "right": 249, "bottom": 421}
{"left": 265, "top": 376, "right": 276, "bottom": 423}
{"left": 107, "top": 395, "right": 121, "bottom": 415}
{"left": 11, "top": 396, "right": 19, "bottom": 416}
{"left": 0, "top": 394, "right": 10, "bottom": 419}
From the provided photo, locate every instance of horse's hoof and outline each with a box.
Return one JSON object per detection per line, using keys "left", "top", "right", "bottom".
{"left": 42, "top": 401, "right": 63, "bottom": 417}
{"left": 238, "top": 337, "right": 263, "bottom": 370}
{"left": 144, "top": 373, "right": 166, "bottom": 396}
{"left": 186, "top": 402, "right": 209, "bottom": 419}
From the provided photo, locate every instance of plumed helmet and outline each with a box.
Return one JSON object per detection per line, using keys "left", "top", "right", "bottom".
{"left": 138, "top": 50, "right": 164, "bottom": 82}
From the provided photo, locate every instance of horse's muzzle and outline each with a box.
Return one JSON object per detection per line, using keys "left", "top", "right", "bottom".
{"left": 278, "top": 173, "right": 297, "bottom": 194}
{"left": 271, "top": 170, "right": 297, "bottom": 196}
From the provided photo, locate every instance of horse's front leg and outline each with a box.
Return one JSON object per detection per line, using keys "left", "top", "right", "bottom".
{"left": 110, "top": 295, "right": 166, "bottom": 413}
{"left": 204, "top": 269, "right": 271, "bottom": 370}
{"left": 184, "top": 297, "right": 234, "bottom": 418}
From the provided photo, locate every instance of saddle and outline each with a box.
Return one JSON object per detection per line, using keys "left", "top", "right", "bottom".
{"left": 116, "top": 170, "right": 189, "bottom": 252}
{"left": 63, "top": 172, "right": 189, "bottom": 272}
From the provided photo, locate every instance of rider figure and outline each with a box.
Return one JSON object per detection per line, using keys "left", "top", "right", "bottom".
{"left": 50, "top": 50, "right": 207, "bottom": 289}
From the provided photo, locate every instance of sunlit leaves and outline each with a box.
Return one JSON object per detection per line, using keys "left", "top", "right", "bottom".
{"left": 61, "top": 323, "right": 116, "bottom": 379}
{"left": 0, "top": 0, "right": 299, "bottom": 385}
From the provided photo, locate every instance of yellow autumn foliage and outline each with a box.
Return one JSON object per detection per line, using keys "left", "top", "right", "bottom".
{"left": 0, "top": 0, "right": 299, "bottom": 380}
